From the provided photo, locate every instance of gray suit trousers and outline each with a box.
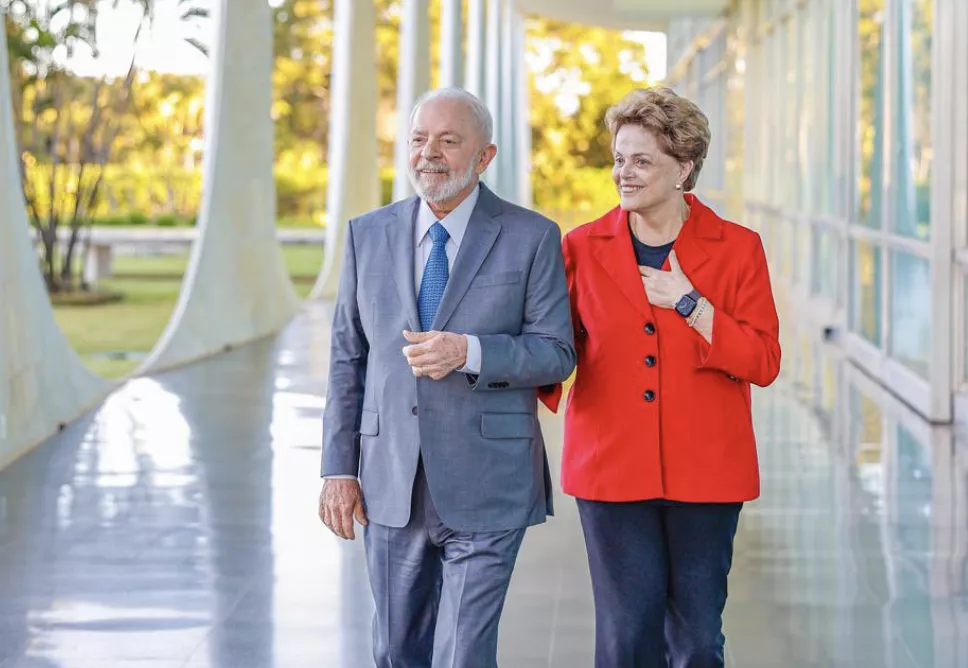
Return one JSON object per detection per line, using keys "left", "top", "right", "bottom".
{"left": 364, "top": 461, "right": 526, "bottom": 668}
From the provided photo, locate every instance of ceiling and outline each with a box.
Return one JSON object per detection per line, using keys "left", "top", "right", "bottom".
{"left": 515, "top": 0, "right": 730, "bottom": 31}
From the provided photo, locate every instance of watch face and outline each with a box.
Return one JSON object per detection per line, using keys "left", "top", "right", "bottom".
{"left": 675, "top": 294, "right": 697, "bottom": 317}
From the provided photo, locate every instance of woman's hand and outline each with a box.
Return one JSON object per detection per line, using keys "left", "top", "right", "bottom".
{"left": 639, "top": 250, "right": 695, "bottom": 309}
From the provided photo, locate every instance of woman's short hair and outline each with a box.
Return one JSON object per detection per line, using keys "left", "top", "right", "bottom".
{"left": 605, "top": 87, "right": 710, "bottom": 192}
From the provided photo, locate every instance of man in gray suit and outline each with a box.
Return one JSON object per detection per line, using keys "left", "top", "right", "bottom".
{"left": 318, "top": 87, "right": 575, "bottom": 668}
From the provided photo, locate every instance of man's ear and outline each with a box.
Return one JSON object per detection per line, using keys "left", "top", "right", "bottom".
{"left": 477, "top": 144, "right": 498, "bottom": 174}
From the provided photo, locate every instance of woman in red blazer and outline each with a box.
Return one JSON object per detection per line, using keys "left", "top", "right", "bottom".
{"left": 542, "top": 88, "right": 780, "bottom": 668}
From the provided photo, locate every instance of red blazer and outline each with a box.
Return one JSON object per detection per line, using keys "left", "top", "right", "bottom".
{"left": 542, "top": 195, "right": 781, "bottom": 503}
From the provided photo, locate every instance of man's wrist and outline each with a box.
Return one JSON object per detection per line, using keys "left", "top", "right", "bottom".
{"left": 458, "top": 334, "right": 481, "bottom": 374}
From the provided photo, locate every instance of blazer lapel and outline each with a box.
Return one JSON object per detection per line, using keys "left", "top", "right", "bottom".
{"left": 431, "top": 186, "right": 501, "bottom": 331}
{"left": 667, "top": 223, "right": 711, "bottom": 275}
{"left": 591, "top": 208, "right": 652, "bottom": 318}
{"left": 384, "top": 197, "right": 421, "bottom": 332}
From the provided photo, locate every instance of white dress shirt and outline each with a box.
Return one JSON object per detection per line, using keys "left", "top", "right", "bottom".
{"left": 325, "top": 186, "right": 482, "bottom": 481}
{"left": 414, "top": 185, "right": 482, "bottom": 376}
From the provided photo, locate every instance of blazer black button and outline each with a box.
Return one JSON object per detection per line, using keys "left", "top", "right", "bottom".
{"left": 411, "top": 406, "right": 418, "bottom": 416}
{"left": 644, "top": 390, "right": 656, "bottom": 402}
{"left": 645, "top": 355, "right": 656, "bottom": 367}
{"left": 644, "top": 322, "right": 655, "bottom": 334}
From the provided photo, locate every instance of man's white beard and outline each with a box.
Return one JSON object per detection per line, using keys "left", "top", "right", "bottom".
{"left": 409, "top": 157, "right": 479, "bottom": 204}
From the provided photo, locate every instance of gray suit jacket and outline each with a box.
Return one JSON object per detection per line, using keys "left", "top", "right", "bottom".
{"left": 321, "top": 184, "right": 576, "bottom": 532}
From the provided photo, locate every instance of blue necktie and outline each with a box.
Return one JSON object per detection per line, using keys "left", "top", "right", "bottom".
{"left": 418, "top": 222, "right": 450, "bottom": 331}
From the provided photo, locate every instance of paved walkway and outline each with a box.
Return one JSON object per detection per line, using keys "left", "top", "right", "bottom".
{"left": 0, "top": 302, "right": 965, "bottom": 667}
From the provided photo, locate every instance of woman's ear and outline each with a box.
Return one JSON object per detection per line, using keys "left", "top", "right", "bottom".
{"left": 678, "top": 160, "right": 695, "bottom": 187}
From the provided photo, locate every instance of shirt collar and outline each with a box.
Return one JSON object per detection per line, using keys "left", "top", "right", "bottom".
{"left": 416, "top": 183, "right": 481, "bottom": 247}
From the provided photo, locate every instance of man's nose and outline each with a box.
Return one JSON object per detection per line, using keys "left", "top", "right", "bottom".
{"left": 421, "top": 138, "right": 442, "bottom": 159}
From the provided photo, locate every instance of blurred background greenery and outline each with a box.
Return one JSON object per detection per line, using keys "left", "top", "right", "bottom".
{"left": 4, "top": 0, "right": 660, "bottom": 377}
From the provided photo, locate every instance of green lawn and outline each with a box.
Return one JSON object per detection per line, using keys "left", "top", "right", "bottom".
{"left": 54, "top": 246, "right": 323, "bottom": 378}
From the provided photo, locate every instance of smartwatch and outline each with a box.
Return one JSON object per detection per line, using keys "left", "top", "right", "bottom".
{"left": 674, "top": 290, "right": 701, "bottom": 318}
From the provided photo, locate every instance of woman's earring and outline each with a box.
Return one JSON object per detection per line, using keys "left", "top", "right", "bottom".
{"left": 675, "top": 182, "right": 682, "bottom": 190}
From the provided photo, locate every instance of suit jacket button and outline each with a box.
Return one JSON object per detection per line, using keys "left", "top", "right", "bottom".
{"left": 411, "top": 406, "right": 418, "bottom": 416}
{"left": 644, "top": 322, "right": 655, "bottom": 334}
{"left": 645, "top": 355, "right": 656, "bottom": 367}
{"left": 644, "top": 390, "right": 656, "bottom": 402}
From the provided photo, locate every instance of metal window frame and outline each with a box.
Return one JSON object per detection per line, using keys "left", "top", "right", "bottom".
{"left": 843, "top": 0, "right": 954, "bottom": 422}
{"left": 667, "top": 0, "right": 959, "bottom": 423}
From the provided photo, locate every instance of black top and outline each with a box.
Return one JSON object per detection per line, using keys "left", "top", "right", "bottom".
{"left": 630, "top": 224, "right": 675, "bottom": 269}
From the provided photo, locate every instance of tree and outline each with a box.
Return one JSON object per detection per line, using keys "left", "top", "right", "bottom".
{"left": 3, "top": 0, "right": 208, "bottom": 293}
{"left": 525, "top": 18, "right": 651, "bottom": 221}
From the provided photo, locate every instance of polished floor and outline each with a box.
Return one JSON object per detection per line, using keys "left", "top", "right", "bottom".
{"left": 0, "top": 302, "right": 966, "bottom": 667}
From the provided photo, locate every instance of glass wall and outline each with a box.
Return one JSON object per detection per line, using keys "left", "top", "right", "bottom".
{"left": 663, "top": 0, "right": 960, "bottom": 423}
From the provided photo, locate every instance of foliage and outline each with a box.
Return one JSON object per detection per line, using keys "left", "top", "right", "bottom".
{"left": 3, "top": 0, "right": 208, "bottom": 292}
{"left": 525, "top": 18, "right": 651, "bottom": 216}
{"left": 5, "top": 0, "right": 656, "bottom": 262}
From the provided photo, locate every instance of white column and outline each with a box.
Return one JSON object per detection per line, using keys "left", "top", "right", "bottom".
{"left": 313, "top": 0, "right": 379, "bottom": 299}
{"left": 392, "top": 0, "right": 430, "bottom": 202}
{"left": 513, "top": 10, "right": 532, "bottom": 208}
{"left": 0, "top": 24, "right": 111, "bottom": 469}
{"left": 439, "top": 0, "right": 463, "bottom": 89}
{"left": 484, "top": 0, "right": 503, "bottom": 192}
{"left": 464, "top": 0, "right": 486, "bottom": 98}
{"left": 498, "top": 0, "right": 517, "bottom": 202}
{"left": 142, "top": 0, "right": 300, "bottom": 373}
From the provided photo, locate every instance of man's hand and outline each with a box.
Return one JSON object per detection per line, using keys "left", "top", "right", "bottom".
{"left": 402, "top": 330, "right": 468, "bottom": 380}
{"left": 639, "top": 250, "right": 695, "bottom": 310}
{"left": 318, "top": 479, "right": 367, "bottom": 540}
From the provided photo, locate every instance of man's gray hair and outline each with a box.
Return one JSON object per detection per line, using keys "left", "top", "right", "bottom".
{"left": 409, "top": 87, "right": 494, "bottom": 144}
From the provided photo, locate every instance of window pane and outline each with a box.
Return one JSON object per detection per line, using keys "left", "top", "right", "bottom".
{"left": 771, "top": 34, "right": 785, "bottom": 207}
{"left": 801, "top": 5, "right": 817, "bottom": 215}
{"left": 823, "top": 0, "right": 837, "bottom": 216}
{"left": 811, "top": 228, "right": 838, "bottom": 298}
{"left": 795, "top": 222, "right": 810, "bottom": 287}
{"left": 894, "top": 0, "right": 933, "bottom": 240}
{"left": 857, "top": 0, "right": 886, "bottom": 226}
{"left": 786, "top": 18, "right": 800, "bottom": 210}
{"left": 780, "top": 218, "right": 795, "bottom": 281}
{"left": 851, "top": 240, "right": 882, "bottom": 346}
{"left": 889, "top": 251, "right": 931, "bottom": 378}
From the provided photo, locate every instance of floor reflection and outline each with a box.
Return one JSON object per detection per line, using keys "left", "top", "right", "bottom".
{"left": 0, "top": 302, "right": 965, "bottom": 667}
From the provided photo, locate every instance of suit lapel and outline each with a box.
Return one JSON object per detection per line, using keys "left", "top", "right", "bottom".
{"left": 667, "top": 216, "right": 711, "bottom": 275}
{"left": 431, "top": 186, "right": 501, "bottom": 331}
{"left": 384, "top": 197, "right": 421, "bottom": 332}
{"left": 591, "top": 209, "right": 652, "bottom": 318}
{"left": 591, "top": 198, "right": 719, "bottom": 317}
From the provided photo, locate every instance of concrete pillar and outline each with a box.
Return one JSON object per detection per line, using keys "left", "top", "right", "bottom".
{"left": 498, "top": 0, "right": 517, "bottom": 202}
{"left": 141, "top": 0, "right": 300, "bottom": 373}
{"left": 513, "top": 10, "right": 532, "bottom": 208}
{"left": 312, "top": 0, "right": 379, "bottom": 299}
{"left": 484, "top": 0, "right": 503, "bottom": 192}
{"left": 0, "top": 23, "right": 111, "bottom": 469}
{"left": 464, "top": 0, "right": 487, "bottom": 98}
{"left": 392, "top": 0, "right": 431, "bottom": 202}
{"left": 439, "top": 0, "right": 463, "bottom": 88}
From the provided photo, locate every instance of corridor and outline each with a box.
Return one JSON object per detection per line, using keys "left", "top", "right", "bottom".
{"left": 0, "top": 302, "right": 965, "bottom": 668}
